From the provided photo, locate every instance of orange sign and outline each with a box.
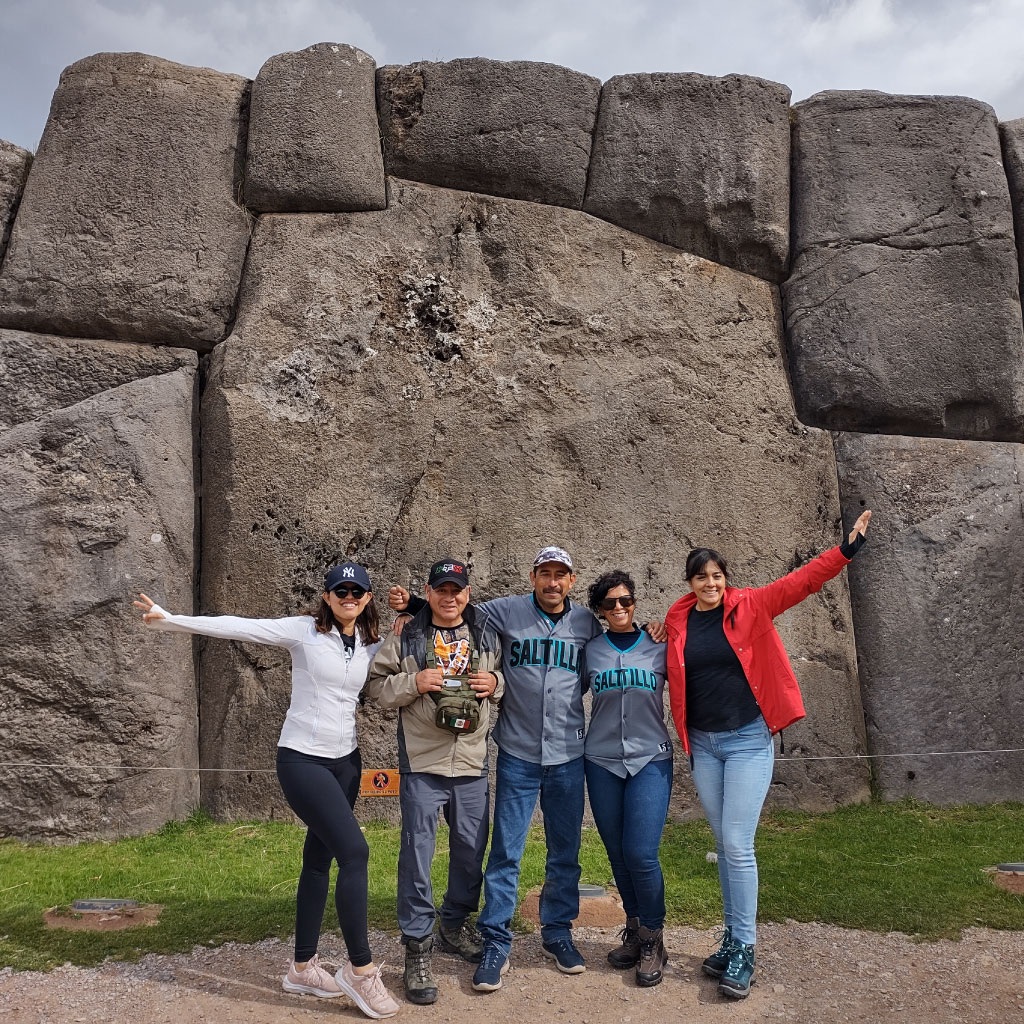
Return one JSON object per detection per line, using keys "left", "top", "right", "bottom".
{"left": 360, "top": 768, "right": 400, "bottom": 797}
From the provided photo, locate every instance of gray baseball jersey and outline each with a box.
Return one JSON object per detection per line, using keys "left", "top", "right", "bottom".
{"left": 480, "top": 594, "right": 604, "bottom": 766}
{"left": 582, "top": 631, "right": 672, "bottom": 778}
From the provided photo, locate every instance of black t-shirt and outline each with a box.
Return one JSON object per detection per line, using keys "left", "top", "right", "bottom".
{"left": 340, "top": 631, "right": 355, "bottom": 652}
{"left": 684, "top": 604, "right": 762, "bottom": 733}
{"left": 605, "top": 627, "right": 642, "bottom": 651}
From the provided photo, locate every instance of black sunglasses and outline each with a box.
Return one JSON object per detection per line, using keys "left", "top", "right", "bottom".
{"left": 333, "top": 585, "right": 367, "bottom": 599}
{"left": 598, "top": 595, "right": 635, "bottom": 611}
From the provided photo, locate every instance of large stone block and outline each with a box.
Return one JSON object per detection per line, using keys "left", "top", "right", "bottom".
{"left": 376, "top": 59, "right": 600, "bottom": 208}
{"left": 198, "top": 177, "right": 868, "bottom": 821}
{"left": 0, "top": 139, "right": 32, "bottom": 260}
{"left": 245, "top": 43, "right": 385, "bottom": 213}
{"left": 834, "top": 431, "right": 1024, "bottom": 804}
{"left": 585, "top": 73, "right": 791, "bottom": 281}
{"left": 0, "top": 366, "right": 199, "bottom": 841}
{"left": 0, "top": 328, "right": 196, "bottom": 431}
{"left": 0, "top": 53, "right": 252, "bottom": 350}
{"left": 999, "top": 117, "right": 1024, "bottom": 278}
{"left": 785, "top": 92, "right": 1024, "bottom": 440}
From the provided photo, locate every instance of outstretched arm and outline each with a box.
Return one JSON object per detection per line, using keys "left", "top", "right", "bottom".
{"left": 133, "top": 593, "right": 305, "bottom": 648}
{"left": 757, "top": 510, "right": 872, "bottom": 620}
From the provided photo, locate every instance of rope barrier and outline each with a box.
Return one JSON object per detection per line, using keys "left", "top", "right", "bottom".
{"left": 2, "top": 747, "right": 1024, "bottom": 773}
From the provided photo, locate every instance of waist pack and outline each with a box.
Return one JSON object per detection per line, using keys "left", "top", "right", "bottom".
{"left": 427, "top": 638, "right": 481, "bottom": 734}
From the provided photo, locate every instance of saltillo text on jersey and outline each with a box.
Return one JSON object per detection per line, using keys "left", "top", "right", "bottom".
{"left": 507, "top": 636, "right": 582, "bottom": 672}
{"left": 591, "top": 666, "right": 660, "bottom": 694}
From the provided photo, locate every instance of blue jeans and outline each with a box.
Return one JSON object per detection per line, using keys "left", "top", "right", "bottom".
{"left": 688, "top": 716, "right": 774, "bottom": 946}
{"left": 584, "top": 758, "right": 672, "bottom": 929}
{"left": 476, "top": 750, "right": 585, "bottom": 955}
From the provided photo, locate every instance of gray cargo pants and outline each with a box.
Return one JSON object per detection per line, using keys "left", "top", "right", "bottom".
{"left": 397, "top": 771, "right": 490, "bottom": 942}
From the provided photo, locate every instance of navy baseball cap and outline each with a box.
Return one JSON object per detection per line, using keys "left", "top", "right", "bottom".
{"left": 325, "top": 563, "right": 372, "bottom": 592}
{"left": 428, "top": 559, "right": 470, "bottom": 589}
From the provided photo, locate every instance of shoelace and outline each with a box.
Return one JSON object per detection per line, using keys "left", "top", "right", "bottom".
{"left": 723, "top": 949, "right": 752, "bottom": 978}
{"left": 480, "top": 946, "right": 505, "bottom": 970}
{"left": 354, "top": 962, "right": 390, "bottom": 995}
{"left": 407, "top": 951, "right": 432, "bottom": 984}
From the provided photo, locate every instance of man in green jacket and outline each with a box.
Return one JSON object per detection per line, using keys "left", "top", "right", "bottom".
{"left": 366, "top": 559, "right": 504, "bottom": 1005}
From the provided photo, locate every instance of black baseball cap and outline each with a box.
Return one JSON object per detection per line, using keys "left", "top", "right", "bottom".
{"left": 428, "top": 559, "right": 470, "bottom": 589}
{"left": 325, "top": 563, "right": 372, "bottom": 592}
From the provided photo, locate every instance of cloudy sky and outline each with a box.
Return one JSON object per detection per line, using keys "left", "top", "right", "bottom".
{"left": 3, "top": 0, "right": 1024, "bottom": 151}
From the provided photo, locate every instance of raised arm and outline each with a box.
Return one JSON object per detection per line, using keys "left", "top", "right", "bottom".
{"left": 756, "top": 510, "right": 872, "bottom": 620}
{"left": 134, "top": 593, "right": 306, "bottom": 648}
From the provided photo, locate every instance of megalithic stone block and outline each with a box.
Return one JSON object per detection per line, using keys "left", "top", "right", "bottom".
{"left": 0, "top": 366, "right": 199, "bottom": 841}
{"left": 784, "top": 92, "right": 1024, "bottom": 440}
{"left": 245, "top": 43, "right": 386, "bottom": 213}
{"left": 834, "top": 431, "right": 1024, "bottom": 804}
{"left": 585, "top": 73, "right": 791, "bottom": 282}
{"left": 0, "top": 328, "right": 197, "bottom": 432}
{"left": 198, "top": 178, "right": 868, "bottom": 822}
{"left": 0, "top": 53, "right": 252, "bottom": 351}
{"left": 998, "top": 116, "right": 1024, "bottom": 282}
{"left": 0, "top": 139, "right": 32, "bottom": 261}
{"left": 376, "top": 59, "right": 600, "bottom": 208}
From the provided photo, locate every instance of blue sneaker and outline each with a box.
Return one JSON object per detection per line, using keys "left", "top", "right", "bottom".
{"left": 702, "top": 925, "right": 736, "bottom": 978}
{"left": 541, "top": 936, "right": 586, "bottom": 974}
{"left": 472, "top": 942, "right": 510, "bottom": 992}
{"left": 718, "top": 942, "right": 755, "bottom": 999}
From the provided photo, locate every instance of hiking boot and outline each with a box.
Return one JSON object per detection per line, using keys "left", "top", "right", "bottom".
{"left": 635, "top": 925, "right": 667, "bottom": 987}
{"left": 718, "top": 942, "right": 756, "bottom": 999}
{"left": 701, "top": 925, "right": 736, "bottom": 979}
{"left": 607, "top": 917, "right": 641, "bottom": 969}
{"left": 403, "top": 936, "right": 438, "bottom": 1005}
{"left": 472, "top": 942, "right": 510, "bottom": 992}
{"left": 335, "top": 960, "right": 400, "bottom": 1019}
{"left": 282, "top": 954, "right": 344, "bottom": 997}
{"left": 437, "top": 919, "right": 484, "bottom": 963}
{"left": 541, "top": 936, "right": 586, "bottom": 974}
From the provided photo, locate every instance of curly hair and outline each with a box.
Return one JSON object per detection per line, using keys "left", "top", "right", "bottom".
{"left": 587, "top": 569, "right": 636, "bottom": 612}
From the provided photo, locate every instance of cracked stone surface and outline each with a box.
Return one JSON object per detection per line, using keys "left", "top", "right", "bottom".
{"left": 834, "top": 431, "right": 1024, "bottom": 803}
{"left": 585, "top": 73, "right": 791, "bottom": 282}
{"left": 245, "top": 42, "right": 386, "bottom": 213}
{"left": 376, "top": 59, "right": 601, "bottom": 208}
{"left": 0, "top": 367, "right": 199, "bottom": 840}
{"left": 197, "top": 176, "right": 867, "bottom": 821}
{"left": 784, "top": 91, "right": 1024, "bottom": 440}
{"left": 0, "top": 139, "right": 32, "bottom": 262}
{"left": 0, "top": 53, "right": 252, "bottom": 351}
{"left": 0, "top": 327, "right": 197, "bottom": 432}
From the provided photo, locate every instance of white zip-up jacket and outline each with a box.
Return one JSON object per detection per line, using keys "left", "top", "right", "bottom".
{"left": 149, "top": 606, "right": 382, "bottom": 758}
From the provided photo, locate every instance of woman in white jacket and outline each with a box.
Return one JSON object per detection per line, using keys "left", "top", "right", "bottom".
{"left": 135, "top": 563, "right": 399, "bottom": 1019}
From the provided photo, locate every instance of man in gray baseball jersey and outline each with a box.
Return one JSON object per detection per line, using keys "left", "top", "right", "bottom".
{"left": 389, "top": 546, "right": 666, "bottom": 990}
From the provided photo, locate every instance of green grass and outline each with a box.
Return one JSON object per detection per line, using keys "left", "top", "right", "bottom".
{"left": 1, "top": 802, "right": 1022, "bottom": 971}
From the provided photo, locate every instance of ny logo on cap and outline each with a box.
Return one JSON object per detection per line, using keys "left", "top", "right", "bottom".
{"left": 343, "top": 567, "right": 355, "bottom": 578}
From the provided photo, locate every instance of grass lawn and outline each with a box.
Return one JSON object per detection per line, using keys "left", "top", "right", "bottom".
{"left": 1, "top": 801, "right": 1021, "bottom": 971}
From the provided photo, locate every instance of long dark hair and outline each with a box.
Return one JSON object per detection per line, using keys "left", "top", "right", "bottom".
{"left": 685, "top": 548, "right": 729, "bottom": 580}
{"left": 312, "top": 595, "right": 381, "bottom": 645}
{"left": 588, "top": 569, "right": 636, "bottom": 612}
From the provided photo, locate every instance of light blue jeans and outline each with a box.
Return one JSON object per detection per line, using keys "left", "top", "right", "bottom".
{"left": 688, "top": 716, "right": 774, "bottom": 946}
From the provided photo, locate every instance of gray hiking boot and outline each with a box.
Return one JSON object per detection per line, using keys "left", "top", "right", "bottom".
{"left": 403, "top": 935, "right": 438, "bottom": 1005}
{"left": 607, "top": 917, "right": 641, "bottom": 969}
{"left": 437, "top": 919, "right": 484, "bottom": 963}
{"left": 635, "top": 925, "right": 667, "bottom": 987}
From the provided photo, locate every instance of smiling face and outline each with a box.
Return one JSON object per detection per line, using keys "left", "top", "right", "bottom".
{"left": 689, "top": 560, "right": 727, "bottom": 611}
{"left": 426, "top": 581, "right": 470, "bottom": 627}
{"left": 530, "top": 562, "right": 577, "bottom": 614}
{"left": 323, "top": 586, "right": 373, "bottom": 633}
{"left": 599, "top": 584, "right": 636, "bottom": 632}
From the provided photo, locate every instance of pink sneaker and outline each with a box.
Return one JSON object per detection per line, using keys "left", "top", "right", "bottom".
{"left": 336, "top": 960, "right": 400, "bottom": 1019}
{"left": 282, "top": 954, "right": 344, "bottom": 997}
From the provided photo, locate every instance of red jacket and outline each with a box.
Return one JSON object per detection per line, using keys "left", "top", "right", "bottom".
{"left": 665, "top": 546, "right": 851, "bottom": 754}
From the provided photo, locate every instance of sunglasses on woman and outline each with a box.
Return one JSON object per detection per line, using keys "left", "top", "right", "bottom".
{"left": 598, "top": 595, "right": 635, "bottom": 610}
{"left": 333, "top": 585, "right": 367, "bottom": 599}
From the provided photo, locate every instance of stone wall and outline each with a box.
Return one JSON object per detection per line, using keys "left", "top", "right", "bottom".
{"left": 1, "top": 44, "right": 1021, "bottom": 839}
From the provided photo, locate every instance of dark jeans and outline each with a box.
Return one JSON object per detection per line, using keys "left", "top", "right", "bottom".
{"left": 584, "top": 758, "right": 672, "bottom": 929}
{"left": 276, "top": 746, "right": 371, "bottom": 966}
{"left": 476, "top": 751, "right": 585, "bottom": 955}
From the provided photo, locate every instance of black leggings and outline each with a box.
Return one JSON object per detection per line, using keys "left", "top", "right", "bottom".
{"left": 276, "top": 746, "right": 372, "bottom": 966}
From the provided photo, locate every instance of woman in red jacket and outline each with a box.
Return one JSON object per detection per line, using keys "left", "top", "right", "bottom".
{"left": 665, "top": 510, "right": 871, "bottom": 999}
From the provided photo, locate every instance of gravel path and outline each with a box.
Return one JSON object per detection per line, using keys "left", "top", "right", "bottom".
{"left": 2, "top": 923, "right": 1023, "bottom": 1024}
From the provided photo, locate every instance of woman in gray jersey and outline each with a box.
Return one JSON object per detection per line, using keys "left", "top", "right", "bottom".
{"left": 582, "top": 570, "right": 672, "bottom": 988}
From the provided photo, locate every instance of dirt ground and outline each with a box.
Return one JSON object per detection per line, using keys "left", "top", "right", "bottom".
{"left": 2, "top": 922, "right": 1023, "bottom": 1024}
